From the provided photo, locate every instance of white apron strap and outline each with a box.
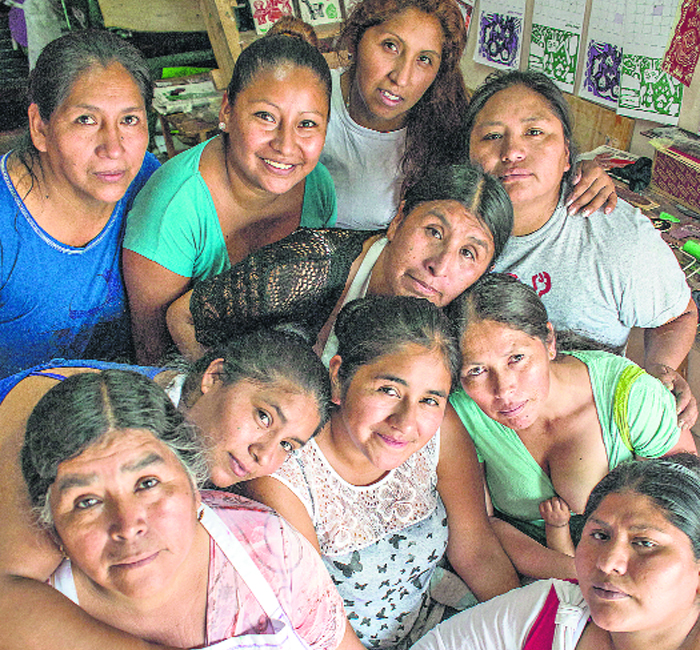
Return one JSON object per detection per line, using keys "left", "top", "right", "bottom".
{"left": 198, "top": 504, "right": 310, "bottom": 650}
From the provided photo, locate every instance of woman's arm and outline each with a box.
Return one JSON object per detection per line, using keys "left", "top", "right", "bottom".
{"left": 242, "top": 476, "right": 322, "bottom": 552}
{"left": 643, "top": 297, "right": 699, "bottom": 430}
{"left": 166, "top": 290, "right": 208, "bottom": 362}
{"left": 242, "top": 479, "right": 366, "bottom": 650}
{"left": 436, "top": 407, "right": 520, "bottom": 600}
{"left": 0, "top": 576, "right": 176, "bottom": 650}
{"left": 122, "top": 249, "right": 191, "bottom": 365}
{"left": 565, "top": 159, "right": 618, "bottom": 216}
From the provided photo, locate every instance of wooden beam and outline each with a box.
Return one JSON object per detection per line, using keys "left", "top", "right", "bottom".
{"left": 98, "top": 0, "right": 207, "bottom": 32}
{"left": 198, "top": 0, "right": 241, "bottom": 89}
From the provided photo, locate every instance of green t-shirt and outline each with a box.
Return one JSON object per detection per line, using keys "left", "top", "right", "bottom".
{"left": 123, "top": 137, "right": 337, "bottom": 280}
{"left": 449, "top": 350, "right": 680, "bottom": 526}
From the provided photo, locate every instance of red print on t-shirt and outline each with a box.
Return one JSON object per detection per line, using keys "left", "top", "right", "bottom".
{"left": 532, "top": 272, "right": 551, "bottom": 297}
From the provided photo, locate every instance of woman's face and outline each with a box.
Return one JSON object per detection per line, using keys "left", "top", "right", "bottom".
{"left": 468, "top": 84, "right": 570, "bottom": 217}
{"left": 576, "top": 491, "right": 700, "bottom": 635}
{"left": 331, "top": 343, "right": 452, "bottom": 472}
{"left": 459, "top": 319, "right": 555, "bottom": 431}
{"left": 187, "top": 364, "right": 322, "bottom": 487}
{"left": 221, "top": 64, "right": 329, "bottom": 197}
{"left": 30, "top": 62, "right": 149, "bottom": 209}
{"left": 350, "top": 7, "right": 443, "bottom": 132}
{"left": 374, "top": 199, "right": 496, "bottom": 308}
{"left": 50, "top": 428, "right": 203, "bottom": 601}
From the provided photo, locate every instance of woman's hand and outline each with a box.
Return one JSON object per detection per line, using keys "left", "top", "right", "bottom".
{"left": 647, "top": 364, "right": 699, "bottom": 432}
{"left": 565, "top": 159, "right": 618, "bottom": 217}
{"left": 166, "top": 289, "right": 208, "bottom": 362}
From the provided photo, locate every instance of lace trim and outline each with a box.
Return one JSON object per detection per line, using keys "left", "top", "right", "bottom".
{"left": 274, "top": 433, "right": 440, "bottom": 556}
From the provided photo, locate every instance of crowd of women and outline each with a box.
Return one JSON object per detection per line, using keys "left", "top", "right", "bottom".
{"left": 1, "top": 1, "right": 699, "bottom": 648}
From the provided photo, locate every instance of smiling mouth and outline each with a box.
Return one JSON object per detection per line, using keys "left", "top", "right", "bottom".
{"left": 378, "top": 433, "right": 410, "bottom": 449}
{"left": 263, "top": 158, "right": 296, "bottom": 171}
{"left": 379, "top": 89, "right": 402, "bottom": 103}
{"left": 228, "top": 452, "right": 250, "bottom": 478}
{"left": 498, "top": 402, "right": 526, "bottom": 417}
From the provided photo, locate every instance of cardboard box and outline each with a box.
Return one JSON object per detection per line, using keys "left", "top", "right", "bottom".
{"left": 651, "top": 149, "right": 700, "bottom": 215}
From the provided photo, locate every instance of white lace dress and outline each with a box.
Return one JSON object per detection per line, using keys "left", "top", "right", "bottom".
{"left": 272, "top": 433, "right": 448, "bottom": 649}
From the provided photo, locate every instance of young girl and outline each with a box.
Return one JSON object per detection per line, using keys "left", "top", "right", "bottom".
{"left": 244, "top": 296, "right": 519, "bottom": 649}
{"left": 122, "top": 33, "right": 336, "bottom": 364}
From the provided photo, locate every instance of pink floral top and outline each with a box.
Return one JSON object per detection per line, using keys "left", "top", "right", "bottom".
{"left": 203, "top": 490, "right": 347, "bottom": 648}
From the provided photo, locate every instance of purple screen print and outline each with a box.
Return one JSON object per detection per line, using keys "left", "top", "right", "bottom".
{"left": 584, "top": 41, "right": 622, "bottom": 103}
{"left": 479, "top": 13, "right": 522, "bottom": 67}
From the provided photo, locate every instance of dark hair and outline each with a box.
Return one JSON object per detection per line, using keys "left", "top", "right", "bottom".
{"left": 448, "top": 273, "right": 550, "bottom": 344}
{"left": 448, "top": 273, "right": 614, "bottom": 353}
{"left": 226, "top": 33, "right": 331, "bottom": 109}
{"left": 334, "top": 295, "right": 461, "bottom": 391}
{"left": 267, "top": 15, "right": 319, "bottom": 47}
{"left": 339, "top": 0, "right": 469, "bottom": 188}
{"left": 463, "top": 70, "right": 578, "bottom": 192}
{"left": 401, "top": 162, "right": 513, "bottom": 266}
{"left": 16, "top": 29, "right": 152, "bottom": 175}
{"left": 182, "top": 328, "right": 332, "bottom": 433}
{"left": 21, "top": 370, "right": 206, "bottom": 526}
{"left": 582, "top": 454, "right": 700, "bottom": 560}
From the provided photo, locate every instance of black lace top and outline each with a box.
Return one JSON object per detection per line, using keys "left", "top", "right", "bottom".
{"left": 191, "top": 228, "right": 380, "bottom": 347}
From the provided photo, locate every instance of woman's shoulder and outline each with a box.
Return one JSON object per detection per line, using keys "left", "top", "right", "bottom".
{"left": 128, "top": 141, "right": 210, "bottom": 211}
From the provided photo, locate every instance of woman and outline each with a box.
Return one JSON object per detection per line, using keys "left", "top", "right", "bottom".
{"left": 411, "top": 454, "right": 700, "bottom": 650}
{"left": 122, "top": 33, "right": 336, "bottom": 364}
{"left": 323, "top": 0, "right": 615, "bottom": 230}
{"left": 244, "top": 296, "right": 520, "bottom": 649}
{"left": 16, "top": 370, "right": 361, "bottom": 650}
{"left": 0, "top": 30, "right": 160, "bottom": 379}
{"left": 0, "top": 330, "right": 332, "bottom": 649}
{"left": 167, "top": 162, "right": 513, "bottom": 363}
{"left": 463, "top": 70, "right": 698, "bottom": 427}
{"left": 448, "top": 273, "right": 696, "bottom": 580}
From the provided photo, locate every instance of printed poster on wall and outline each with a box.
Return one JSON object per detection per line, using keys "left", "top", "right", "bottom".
{"left": 617, "top": 0, "right": 683, "bottom": 125}
{"left": 662, "top": 0, "right": 700, "bottom": 87}
{"left": 248, "top": 0, "right": 294, "bottom": 35}
{"left": 297, "top": 0, "right": 342, "bottom": 27}
{"left": 456, "top": 0, "right": 476, "bottom": 37}
{"left": 473, "top": 0, "right": 526, "bottom": 71}
{"left": 529, "top": 0, "right": 586, "bottom": 93}
{"left": 579, "top": 0, "right": 626, "bottom": 109}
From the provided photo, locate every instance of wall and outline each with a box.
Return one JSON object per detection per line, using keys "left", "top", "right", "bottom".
{"left": 459, "top": 0, "right": 700, "bottom": 155}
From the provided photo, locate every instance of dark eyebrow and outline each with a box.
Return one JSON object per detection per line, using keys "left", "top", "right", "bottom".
{"left": 474, "top": 114, "right": 557, "bottom": 129}
{"left": 425, "top": 208, "right": 492, "bottom": 252}
{"left": 381, "top": 29, "right": 442, "bottom": 59}
{"left": 249, "top": 99, "right": 326, "bottom": 118}
{"left": 375, "top": 374, "right": 447, "bottom": 399}
{"left": 54, "top": 452, "right": 165, "bottom": 495}
{"left": 72, "top": 103, "right": 145, "bottom": 113}
{"left": 588, "top": 516, "right": 667, "bottom": 534}
{"left": 122, "top": 452, "right": 166, "bottom": 473}
{"left": 55, "top": 473, "right": 98, "bottom": 494}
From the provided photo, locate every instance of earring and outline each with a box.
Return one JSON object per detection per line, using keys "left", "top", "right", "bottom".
{"left": 218, "top": 121, "right": 226, "bottom": 132}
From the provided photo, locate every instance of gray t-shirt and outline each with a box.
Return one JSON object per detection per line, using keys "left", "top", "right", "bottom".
{"left": 493, "top": 196, "right": 690, "bottom": 347}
